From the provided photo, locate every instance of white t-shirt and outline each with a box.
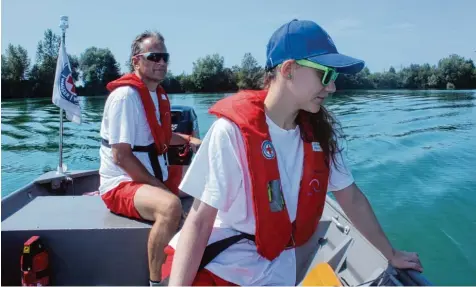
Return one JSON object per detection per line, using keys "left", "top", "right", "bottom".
{"left": 99, "top": 86, "right": 168, "bottom": 195}
{"left": 169, "top": 115, "right": 355, "bottom": 286}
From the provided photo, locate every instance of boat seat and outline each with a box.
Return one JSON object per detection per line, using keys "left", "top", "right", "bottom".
{"left": 1, "top": 195, "right": 192, "bottom": 286}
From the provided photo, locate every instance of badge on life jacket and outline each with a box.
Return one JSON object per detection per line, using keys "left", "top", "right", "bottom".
{"left": 21, "top": 236, "right": 50, "bottom": 286}
{"left": 312, "top": 142, "right": 322, "bottom": 152}
{"left": 268, "top": 179, "right": 285, "bottom": 212}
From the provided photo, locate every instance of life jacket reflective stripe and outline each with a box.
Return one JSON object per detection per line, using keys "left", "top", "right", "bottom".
{"left": 209, "top": 90, "right": 329, "bottom": 260}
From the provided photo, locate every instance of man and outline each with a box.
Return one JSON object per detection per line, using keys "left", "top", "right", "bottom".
{"left": 98, "top": 31, "right": 201, "bottom": 286}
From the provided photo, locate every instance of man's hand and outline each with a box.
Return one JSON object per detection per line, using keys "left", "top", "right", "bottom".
{"left": 171, "top": 132, "right": 201, "bottom": 153}
{"left": 188, "top": 136, "right": 201, "bottom": 153}
{"left": 389, "top": 249, "right": 424, "bottom": 272}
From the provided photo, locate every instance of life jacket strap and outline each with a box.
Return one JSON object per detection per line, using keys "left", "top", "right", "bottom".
{"left": 101, "top": 138, "right": 164, "bottom": 182}
{"left": 199, "top": 233, "right": 255, "bottom": 271}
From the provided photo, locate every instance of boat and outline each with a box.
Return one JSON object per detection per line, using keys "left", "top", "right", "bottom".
{"left": 1, "top": 15, "right": 431, "bottom": 286}
{"left": 1, "top": 103, "right": 432, "bottom": 286}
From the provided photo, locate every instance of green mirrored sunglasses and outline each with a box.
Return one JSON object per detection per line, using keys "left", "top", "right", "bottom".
{"left": 295, "top": 59, "right": 339, "bottom": 86}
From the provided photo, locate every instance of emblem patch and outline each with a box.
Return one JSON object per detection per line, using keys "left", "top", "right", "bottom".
{"left": 312, "top": 142, "right": 322, "bottom": 152}
{"left": 59, "top": 63, "right": 78, "bottom": 105}
{"left": 261, "top": 140, "right": 276, "bottom": 159}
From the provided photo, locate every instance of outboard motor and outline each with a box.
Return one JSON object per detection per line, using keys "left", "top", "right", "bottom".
{"left": 166, "top": 105, "right": 200, "bottom": 196}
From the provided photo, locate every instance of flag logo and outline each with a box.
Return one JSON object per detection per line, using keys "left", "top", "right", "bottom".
{"left": 53, "top": 41, "right": 81, "bottom": 124}
{"left": 59, "top": 63, "right": 78, "bottom": 105}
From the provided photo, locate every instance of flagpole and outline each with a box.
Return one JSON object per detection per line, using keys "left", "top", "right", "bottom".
{"left": 57, "top": 15, "right": 68, "bottom": 174}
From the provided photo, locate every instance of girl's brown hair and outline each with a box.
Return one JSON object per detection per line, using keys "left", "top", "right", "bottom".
{"left": 263, "top": 67, "right": 344, "bottom": 169}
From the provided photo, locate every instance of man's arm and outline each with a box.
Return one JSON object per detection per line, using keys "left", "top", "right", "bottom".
{"left": 112, "top": 143, "right": 167, "bottom": 190}
{"left": 170, "top": 132, "right": 190, "bottom": 145}
{"left": 332, "top": 183, "right": 423, "bottom": 272}
{"left": 170, "top": 132, "right": 201, "bottom": 152}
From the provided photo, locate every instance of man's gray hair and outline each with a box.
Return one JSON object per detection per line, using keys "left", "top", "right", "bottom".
{"left": 130, "top": 30, "right": 166, "bottom": 58}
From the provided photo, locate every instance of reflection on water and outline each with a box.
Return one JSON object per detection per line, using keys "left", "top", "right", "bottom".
{"left": 2, "top": 90, "right": 476, "bottom": 285}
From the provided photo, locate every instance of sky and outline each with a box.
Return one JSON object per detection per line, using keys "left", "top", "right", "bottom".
{"left": 1, "top": 0, "right": 475, "bottom": 75}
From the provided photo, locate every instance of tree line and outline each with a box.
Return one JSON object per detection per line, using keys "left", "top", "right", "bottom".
{"left": 2, "top": 29, "right": 476, "bottom": 100}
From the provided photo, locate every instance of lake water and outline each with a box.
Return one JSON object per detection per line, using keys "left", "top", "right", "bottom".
{"left": 2, "top": 90, "right": 476, "bottom": 285}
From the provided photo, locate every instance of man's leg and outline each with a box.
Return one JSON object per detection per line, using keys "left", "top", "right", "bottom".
{"left": 133, "top": 184, "right": 182, "bottom": 282}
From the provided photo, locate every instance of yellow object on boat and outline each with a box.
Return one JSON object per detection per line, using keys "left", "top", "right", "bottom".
{"left": 301, "top": 262, "right": 342, "bottom": 286}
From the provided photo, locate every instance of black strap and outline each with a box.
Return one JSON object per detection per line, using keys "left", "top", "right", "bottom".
{"left": 161, "top": 233, "right": 255, "bottom": 285}
{"left": 101, "top": 138, "right": 164, "bottom": 182}
{"left": 198, "top": 233, "right": 255, "bottom": 271}
{"left": 145, "top": 144, "right": 164, "bottom": 182}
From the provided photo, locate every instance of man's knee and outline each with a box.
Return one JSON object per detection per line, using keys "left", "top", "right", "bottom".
{"left": 155, "top": 194, "right": 182, "bottom": 225}
{"left": 134, "top": 184, "right": 182, "bottom": 223}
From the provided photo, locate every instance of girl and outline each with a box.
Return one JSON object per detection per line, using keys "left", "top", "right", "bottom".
{"left": 164, "top": 19, "right": 423, "bottom": 286}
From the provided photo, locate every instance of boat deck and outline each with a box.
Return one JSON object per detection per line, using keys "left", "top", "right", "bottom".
{"left": 1, "top": 195, "right": 193, "bottom": 286}
{"left": 1, "top": 170, "right": 432, "bottom": 286}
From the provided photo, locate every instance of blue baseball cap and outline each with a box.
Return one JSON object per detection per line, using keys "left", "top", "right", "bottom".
{"left": 265, "top": 19, "right": 365, "bottom": 74}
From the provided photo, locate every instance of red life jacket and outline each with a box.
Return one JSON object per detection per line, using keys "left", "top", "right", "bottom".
{"left": 106, "top": 73, "right": 172, "bottom": 155}
{"left": 105, "top": 73, "right": 182, "bottom": 194}
{"left": 209, "top": 90, "right": 330, "bottom": 261}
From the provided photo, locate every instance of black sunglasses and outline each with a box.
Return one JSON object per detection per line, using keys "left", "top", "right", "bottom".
{"left": 135, "top": 52, "right": 169, "bottom": 63}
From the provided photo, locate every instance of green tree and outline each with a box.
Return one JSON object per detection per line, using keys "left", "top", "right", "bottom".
{"left": 177, "top": 73, "right": 195, "bottom": 92}
{"left": 399, "top": 64, "right": 421, "bottom": 89}
{"left": 26, "top": 29, "right": 62, "bottom": 97}
{"left": 69, "top": 54, "right": 80, "bottom": 82}
{"left": 31, "top": 29, "right": 61, "bottom": 82}
{"left": 28, "top": 29, "right": 79, "bottom": 94}
{"left": 222, "top": 67, "right": 238, "bottom": 91}
{"left": 427, "top": 73, "right": 441, "bottom": 89}
{"left": 236, "top": 53, "right": 264, "bottom": 90}
{"left": 1, "top": 56, "right": 7, "bottom": 79}
{"left": 1, "top": 44, "right": 30, "bottom": 81}
{"left": 191, "top": 53, "right": 231, "bottom": 92}
{"left": 336, "top": 67, "right": 373, "bottom": 89}
{"left": 438, "top": 54, "right": 476, "bottom": 89}
{"left": 162, "top": 71, "right": 183, "bottom": 93}
{"left": 79, "top": 47, "right": 121, "bottom": 93}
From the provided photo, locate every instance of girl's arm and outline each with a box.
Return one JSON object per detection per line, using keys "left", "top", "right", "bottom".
{"left": 168, "top": 199, "right": 218, "bottom": 286}
{"left": 333, "top": 183, "right": 423, "bottom": 272}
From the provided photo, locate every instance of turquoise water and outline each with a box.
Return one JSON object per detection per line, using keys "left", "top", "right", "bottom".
{"left": 2, "top": 90, "right": 476, "bottom": 285}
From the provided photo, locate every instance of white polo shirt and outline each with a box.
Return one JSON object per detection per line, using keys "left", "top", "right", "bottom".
{"left": 99, "top": 86, "right": 168, "bottom": 195}
{"left": 168, "top": 115, "right": 354, "bottom": 286}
